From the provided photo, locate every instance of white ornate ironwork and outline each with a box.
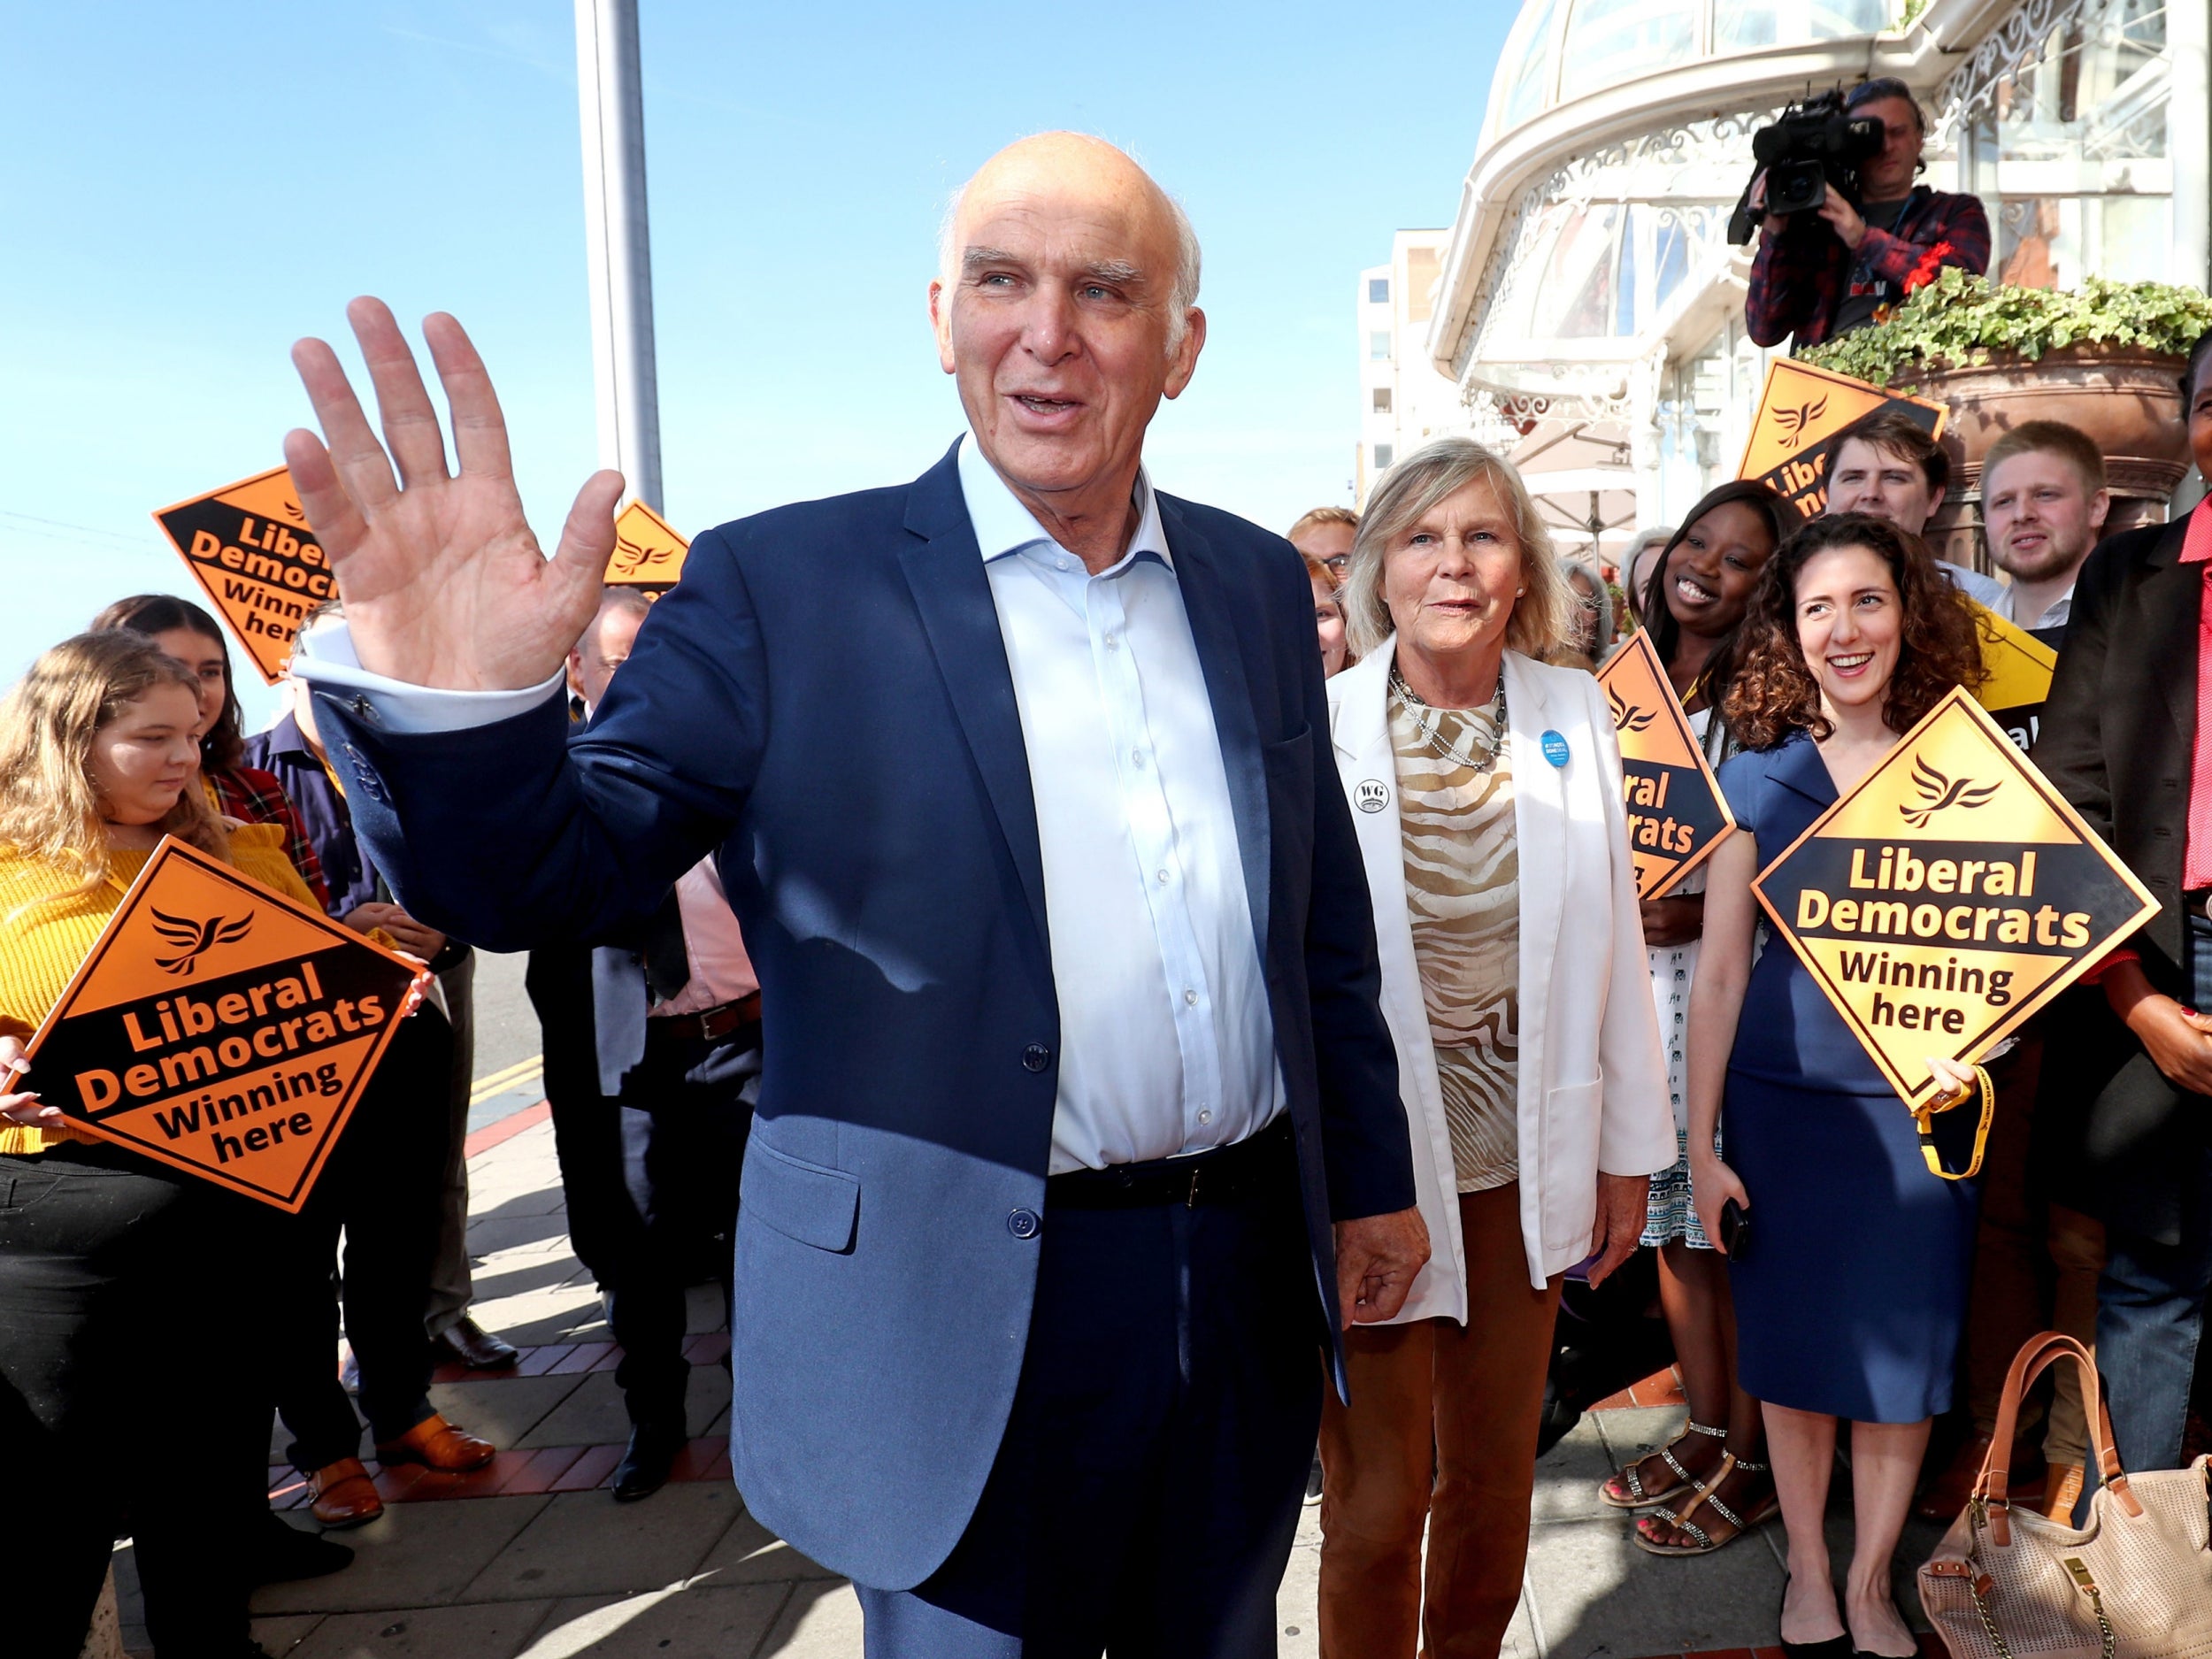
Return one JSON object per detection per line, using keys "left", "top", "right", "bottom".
{"left": 1930, "top": 0, "right": 2128, "bottom": 139}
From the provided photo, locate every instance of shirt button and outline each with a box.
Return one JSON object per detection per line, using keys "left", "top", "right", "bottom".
{"left": 1198, "top": 1110, "right": 1212, "bottom": 1125}
{"left": 1183, "top": 987, "right": 1199, "bottom": 1006}
{"left": 1056, "top": 557, "right": 1074, "bottom": 572}
{"left": 1007, "top": 1209, "right": 1041, "bottom": 1240}
{"left": 1132, "top": 749, "right": 1146, "bottom": 768}
{"left": 1022, "top": 1043, "right": 1051, "bottom": 1072}
{"left": 1156, "top": 869, "right": 1170, "bottom": 885}
{"left": 1105, "top": 634, "right": 1120, "bottom": 649}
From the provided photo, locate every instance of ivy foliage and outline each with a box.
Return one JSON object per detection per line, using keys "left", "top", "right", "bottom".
{"left": 1800, "top": 269, "right": 2212, "bottom": 386}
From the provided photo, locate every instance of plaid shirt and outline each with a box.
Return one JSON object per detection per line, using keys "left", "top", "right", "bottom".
{"left": 1744, "top": 185, "right": 1990, "bottom": 349}
{"left": 206, "top": 763, "right": 333, "bottom": 912}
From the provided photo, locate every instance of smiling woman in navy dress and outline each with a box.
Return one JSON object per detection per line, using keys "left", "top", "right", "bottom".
{"left": 1681, "top": 515, "right": 1988, "bottom": 1659}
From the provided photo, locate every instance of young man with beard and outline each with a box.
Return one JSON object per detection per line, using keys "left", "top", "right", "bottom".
{"left": 1982, "top": 420, "right": 2111, "bottom": 639}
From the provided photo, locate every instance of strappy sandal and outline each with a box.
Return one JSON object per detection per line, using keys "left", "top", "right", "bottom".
{"left": 1598, "top": 1419, "right": 1727, "bottom": 1509}
{"left": 1634, "top": 1451, "right": 1779, "bottom": 1555}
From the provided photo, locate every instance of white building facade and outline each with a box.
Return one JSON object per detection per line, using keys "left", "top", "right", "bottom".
{"left": 1359, "top": 0, "right": 2208, "bottom": 551}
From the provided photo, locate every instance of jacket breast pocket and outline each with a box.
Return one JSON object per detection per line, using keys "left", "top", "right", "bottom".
{"left": 741, "top": 1141, "right": 860, "bottom": 1254}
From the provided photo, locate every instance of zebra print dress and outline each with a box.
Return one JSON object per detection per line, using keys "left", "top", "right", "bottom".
{"left": 1387, "top": 687, "right": 1521, "bottom": 1194}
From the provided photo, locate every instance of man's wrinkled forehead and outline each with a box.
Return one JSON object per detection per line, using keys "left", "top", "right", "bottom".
{"left": 953, "top": 175, "right": 1171, "bottom": 282}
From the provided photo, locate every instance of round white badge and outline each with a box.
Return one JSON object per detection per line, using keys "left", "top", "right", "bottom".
{"left": 1354, "top": 780, "right": 1390, "bottom": 813}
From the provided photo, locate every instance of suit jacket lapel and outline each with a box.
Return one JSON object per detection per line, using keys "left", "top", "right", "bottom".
{"left": 1158, "top": 495, "right": 1272, "bottom": 959}
{"left": 2139, "top": 519, "right": 2198, "bottom": 750}
{"left": 897, "top": 445, "right": 1051, "bottom": 960}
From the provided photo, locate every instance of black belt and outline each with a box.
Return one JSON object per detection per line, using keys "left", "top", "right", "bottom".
{"left": 648, "top": 992, "right": 761, "bottom": 1043}
{"left": 1046, "top": 1117, "right": 1293, "bottom": 1210}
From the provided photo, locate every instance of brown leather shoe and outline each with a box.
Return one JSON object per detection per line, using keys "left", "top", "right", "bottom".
{"left": 1915, "top": 1432, "right": 2045, "bottom": 1521}
{"left": 374, "top": 1413, "right": 495, "bottom": 1472}
{"left": 307, "top": 1457, "right": 385, "bottom": 1528}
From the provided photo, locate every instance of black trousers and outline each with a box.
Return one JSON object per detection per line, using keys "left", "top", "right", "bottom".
{"left": 550, "top": 1018, "right": 753, "bottom": 1426}
{"left": 272, "top": 1005, "right": 456, "bottom": 1467}
{"left": 0, "top": 1142, "right": 270, "bottom": 1658}
{"left": 856, "top": 1132, "right": 1322, "bottom": 1656}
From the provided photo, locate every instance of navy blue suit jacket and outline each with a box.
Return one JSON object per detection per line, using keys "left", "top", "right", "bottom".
{"left": 318, "top": 442, "right": 1412, "bottom": 1589}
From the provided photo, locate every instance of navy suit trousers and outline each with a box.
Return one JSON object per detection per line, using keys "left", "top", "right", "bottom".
{"left": 859, "top": 1133, "right": 1322, "bottom": 1657}
{"left": 530, "top": 950, "right": 752, "bottom": 1426}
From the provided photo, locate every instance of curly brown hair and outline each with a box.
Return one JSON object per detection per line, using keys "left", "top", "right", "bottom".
{"left": 1721, "top": 513, "right": 1985, "bottom": 751}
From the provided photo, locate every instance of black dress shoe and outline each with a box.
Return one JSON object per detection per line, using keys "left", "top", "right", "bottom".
{"left": 434, "top": 1315, "right": 519, "bottom": 1370}
{"left": 246, "top": 1511, "right": 356, "bottom": 1586}
{"left": 612, "top": 1422, "right": 687, "bottom": 1502}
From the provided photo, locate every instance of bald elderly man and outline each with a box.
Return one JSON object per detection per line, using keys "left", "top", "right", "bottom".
{"left": 283, "top": 133, "right": 1425, "bottom": 1653}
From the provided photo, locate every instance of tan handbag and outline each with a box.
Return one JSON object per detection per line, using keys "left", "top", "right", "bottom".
{"left": 1920, "top": 1333, "right": 2212, "bottom": 1659}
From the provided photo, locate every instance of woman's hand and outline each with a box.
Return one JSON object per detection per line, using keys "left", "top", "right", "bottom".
{"left": 397, "top": 969, "right": 437, "bottom": 1019}
{"left": 1691, "top": 1152, "right": 1748, "bottom": 1256}
{"left": 1640, "top": 895, "right": 1705, "bottom": 949}
{"left": 1923, "top": 1056, "right": 1980, "bottom": 1110}
{"left": 0, "top": 1036, "right": 63, "bottom": 1130}
{"left": 2105, "top": 964, "right": 2212, "bottom": 1096}
{"left": 1586, "top": 1171, "right": 1649, "bottom": 1287}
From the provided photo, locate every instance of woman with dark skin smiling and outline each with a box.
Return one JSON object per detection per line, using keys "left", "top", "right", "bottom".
{"left": 1601, "top": 481, "right": 1800, "bottom": 1556}
{"left": 1686, "top": 518, "right": 1985, "bottom": 1659}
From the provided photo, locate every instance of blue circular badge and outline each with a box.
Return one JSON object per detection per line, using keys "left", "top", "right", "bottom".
{"left": 1540, "top": 729, "right": 1571, "bottom": 769}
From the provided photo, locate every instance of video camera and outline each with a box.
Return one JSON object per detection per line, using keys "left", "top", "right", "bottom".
{"left": 1726, "top": 90, "right": 1885, "bottom": 244}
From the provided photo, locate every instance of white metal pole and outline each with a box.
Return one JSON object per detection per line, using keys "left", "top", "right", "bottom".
{"left": 2170, "top": 0, "right": 2210, "bottom": 292}
{"left": 575, "top": 0, "right": 663, "bottom": 511}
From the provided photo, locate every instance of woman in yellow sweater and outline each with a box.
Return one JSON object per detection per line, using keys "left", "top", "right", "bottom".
{"left": 0, "top": 632, "right": 326, "bottom": 1659}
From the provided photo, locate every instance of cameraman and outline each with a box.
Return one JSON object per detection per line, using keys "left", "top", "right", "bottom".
{"left": 1745, "top": 78, "right": 1989, "bottom": 350}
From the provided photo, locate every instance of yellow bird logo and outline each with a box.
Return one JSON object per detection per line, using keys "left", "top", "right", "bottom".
{"left": 150, "top": 909, "right": 255, "bottom": 976}
{"left": 1899, "top": 756, "right": 2001, "bottom": 828}
{"left": 1773, "top": 396, "right": 1829, "bottom": 449}
{"left": 1609, "top": 689, "right": 1655, "bottom": 733}
{"left": 610, "top": 535, "right": 676, "bottom": 578}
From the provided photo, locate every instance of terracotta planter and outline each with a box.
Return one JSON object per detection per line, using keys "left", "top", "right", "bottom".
{"left": 1893, "top": 345, "right": 2191, "bottom": 566}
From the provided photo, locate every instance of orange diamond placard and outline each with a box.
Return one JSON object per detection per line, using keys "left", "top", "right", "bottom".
{"left": 24, "top": 838, "right": 422, "bottom": 1211}
{"left": 1752, "top": 688, "right": 2154, "bottom": 1106}
{"left": 152, "top": 465, "right": 337, "bottom": 685}
{"left": 605, "top": 501, "right": 688, "bottom": 598}
{"left": 1596, "top": 629, "right": 1738, "bottom": 898}
{"left": 1737, "top": 361, "right": 1946, "bottom": 519}
{"left": 1968, "top": 600, "right": 2060, "bottom": 753}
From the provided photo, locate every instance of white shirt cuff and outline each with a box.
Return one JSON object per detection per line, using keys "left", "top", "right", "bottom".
{"left": 289, "top": 620, "right": 565, "bottom": 736}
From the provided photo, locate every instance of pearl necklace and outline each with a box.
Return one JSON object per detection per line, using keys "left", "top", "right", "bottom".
{"left": 1390, "top": 666, "right": 1509, "bottom": 775}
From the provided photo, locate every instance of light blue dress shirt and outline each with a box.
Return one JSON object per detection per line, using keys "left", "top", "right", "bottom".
{"left": 292, "top": 435, "right": 1283, "bottom": 1174}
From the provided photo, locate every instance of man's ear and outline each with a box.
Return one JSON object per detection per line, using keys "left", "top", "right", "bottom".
{"left": 1163, "top": 308, "right": 1207, "bottom": 401}
{"left": 2088, "top": 487, "right": 2112, "bottom": 537}
{"left": 929, "top": 280, "right": 956, "bottom": 375}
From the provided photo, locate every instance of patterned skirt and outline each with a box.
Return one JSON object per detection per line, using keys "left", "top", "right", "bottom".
{"left": 1640, "top": 939, "right": 1717, "bottom": 1249}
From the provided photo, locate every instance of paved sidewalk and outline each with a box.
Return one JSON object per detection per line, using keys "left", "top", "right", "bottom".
{"left": 115, "top": 1099, "right": 1946, "bottom": 1658}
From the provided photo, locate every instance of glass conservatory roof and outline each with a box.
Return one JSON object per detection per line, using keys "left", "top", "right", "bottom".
{"left": 1482, "top": 0, "right": 1898, "bottom": 150}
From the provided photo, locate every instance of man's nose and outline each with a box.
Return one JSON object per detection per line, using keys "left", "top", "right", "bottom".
{"left": 1021, "top": 285, "right": 1079, "bottom": 362}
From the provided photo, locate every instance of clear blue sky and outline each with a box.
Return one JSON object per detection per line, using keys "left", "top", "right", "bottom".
{"left": 2, "top": 3, "right": 1509, "bottom": 726}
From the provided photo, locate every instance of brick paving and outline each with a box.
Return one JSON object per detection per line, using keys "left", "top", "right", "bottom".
{"left": 111, "top": 1093, "right": 1950, "bottom": 1657}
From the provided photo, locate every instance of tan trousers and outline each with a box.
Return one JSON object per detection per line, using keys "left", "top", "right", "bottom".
{"left": 1317, "top": 1182, "right": 1563, "bottom": 1659}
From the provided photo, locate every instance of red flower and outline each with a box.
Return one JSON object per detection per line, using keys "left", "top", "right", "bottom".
{"left": 1903, "top": 241, "right": 1957, "bottom": 295}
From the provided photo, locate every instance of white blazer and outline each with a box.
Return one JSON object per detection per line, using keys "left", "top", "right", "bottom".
{"left": 1327, "top": 641, "right": 1674, "bottom": 1307}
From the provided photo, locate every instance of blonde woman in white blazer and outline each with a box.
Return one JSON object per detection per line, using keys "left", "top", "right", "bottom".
{"left": 1314, "top": 440, "right": 1674, "bottom": 1659}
